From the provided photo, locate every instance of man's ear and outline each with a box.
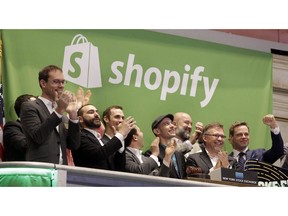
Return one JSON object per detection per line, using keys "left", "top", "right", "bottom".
{"left": 40, "top": 79, "right": 46, "bottom": 88}
{"left": 103, "top": 115, "right": 109, "bottom": 124}
{"left": 79, "top": 116, "right": 84, "bottom": 124}
{"left": 153, "top": 128, "right": 160, "bottom": 136}
{"left": 228, "top": 136, "right": 232, "bottom": 144}
{"left": 133, "top": 134, "right": 138, "bottom": 141}
{"left": 202, "top": 135, "right": 208, "bottom": 143}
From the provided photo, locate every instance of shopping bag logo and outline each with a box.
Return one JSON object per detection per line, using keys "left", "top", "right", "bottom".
{"left": 62, "top": 34, "right": 102, "bottom": 88}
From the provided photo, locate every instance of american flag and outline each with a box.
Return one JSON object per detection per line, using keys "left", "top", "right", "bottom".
{"left": 0, "top": 83, "right": 4, "bottom": 161}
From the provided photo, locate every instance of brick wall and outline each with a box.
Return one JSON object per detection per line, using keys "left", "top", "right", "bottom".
{"left": 215, "top": 30, "right": 288, "bottom": 44}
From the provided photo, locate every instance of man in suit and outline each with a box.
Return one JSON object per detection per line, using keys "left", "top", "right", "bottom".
{"left": 124, "top": 126, "right": 176, "bottom": 177}
{"left": 3, "top": 94, "right": 36, "bottom": 161}
{"left": 186, "top": 122, "right": 238, "bottom": 176}
{"left": 144, "top": 114, "right": 187, "bottom": 179}
{"left": 228, "top": 114, "right": 284, "bottom": 170}
{"left": 72, "top": 104, "right": 135, "bottom": 170}
{"left": 20, "top": 65, "right": 80, "bottom": 165}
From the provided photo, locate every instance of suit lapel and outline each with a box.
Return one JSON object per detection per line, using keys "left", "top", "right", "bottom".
{"left": 126, "top": 148, "right": 142, "bottom": 165}
{"left": 200, "top": 151, "right": 213, "bottom": 169}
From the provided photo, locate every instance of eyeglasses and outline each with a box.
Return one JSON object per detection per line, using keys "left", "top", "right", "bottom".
{"left": 50, "top": 79, "right": 67, "bottom": 85}
{"left": 204, "top": 133, "right": 226, "bottom": 139}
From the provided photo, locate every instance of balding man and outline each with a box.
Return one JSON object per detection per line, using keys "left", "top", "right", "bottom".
{"left": 173, "top": 112, "right": 204, "bottom": 159}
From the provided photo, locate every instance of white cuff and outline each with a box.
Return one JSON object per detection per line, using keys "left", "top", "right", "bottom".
{"left": 150, "top": 155, "right": 160, "bottom": 166}
{"left": 115, "top": 132, "right": 125, "bottom": 153}
{"left": 271, "top": 126, "right": 280, "bottom": 135}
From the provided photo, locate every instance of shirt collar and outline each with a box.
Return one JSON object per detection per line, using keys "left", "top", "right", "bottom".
{"left": 127, "top": 147, "right": 142, "bottom": 156}
{"left": 232, "top": 147, "right": 248, "bottom": 157}
{"left": 84, "top": 128, "right": 102, "bottom": 139}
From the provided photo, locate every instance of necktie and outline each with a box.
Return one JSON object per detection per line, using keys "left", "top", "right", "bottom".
{"left": 52, "top": 101, "right": 56, "bottom": 109}
{"left": 238, "top": 152, "right": 246, "bottom": 171}
{"left": 172, "top": 154, "right": 179, "bottom": 176}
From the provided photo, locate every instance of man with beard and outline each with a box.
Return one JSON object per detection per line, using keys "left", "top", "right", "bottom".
{"left": 173, "top": 112, "right": 204, "bottom": 159}
{"left": 21, "top": 65, "right": 80, "bottom": 165}
{"left": 72, "top": 104, "right": 136, "bottom": 171}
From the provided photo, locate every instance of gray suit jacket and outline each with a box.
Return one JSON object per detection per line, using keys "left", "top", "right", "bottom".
{"left": 186, "top": 149, "right": 238, "bottom": 174}
{"left": 20, "top": 98, "right": 80, "bottom": 164}
{"left": 125, "top": 148, "right": 170, "bottom": 177}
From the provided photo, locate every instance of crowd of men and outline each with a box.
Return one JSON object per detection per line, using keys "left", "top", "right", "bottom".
{"left": 0, "top": 64, "right": 286, "bottom": 182}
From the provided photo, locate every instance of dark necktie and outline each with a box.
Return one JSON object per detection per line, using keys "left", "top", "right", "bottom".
{"left": 238, "top": 152, "right": 246, "bottom": 171}
{"left": 51, "top": 101, "right": 56, "bottom": 110}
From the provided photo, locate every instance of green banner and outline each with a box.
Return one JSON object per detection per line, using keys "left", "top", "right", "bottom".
{"left": 1, "top": 30, "right": 272, "bottom": 152}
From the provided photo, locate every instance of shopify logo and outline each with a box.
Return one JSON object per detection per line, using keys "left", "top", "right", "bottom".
{"left": 62, "top": 34, "right": 102, "bottom": 88}
{"left": 63, "top": 34, "right": 219, "bottom": 107}
{"left": 110, "top": 54, "right": 219, "bottom": 108}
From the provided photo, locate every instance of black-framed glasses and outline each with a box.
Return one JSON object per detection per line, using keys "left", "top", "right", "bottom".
{"left": 50, "top": 79, "right": 67, "bottom": 85}
{"left": 204, "top": 133, "right": 226, "bottom": 139}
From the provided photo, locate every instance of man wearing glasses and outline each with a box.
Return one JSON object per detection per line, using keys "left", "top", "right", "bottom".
{"left": 186, "top": 122, "right": 238, "bottom": 177}
{"left": 21, "top": 65, "right": 80, "bottom": 165}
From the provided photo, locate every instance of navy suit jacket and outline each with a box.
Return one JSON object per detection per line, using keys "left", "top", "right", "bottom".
{"left": 72, "top": 130, "right": 125, "bottom": 171}
{"left": 186, "top": 149, "right": 238, "bottom": 174}
{"left": 20, "top": 98, "right": 80, "bottom": 165}
{"left": 229, "top": 131, "right": 284, "bottom": 164}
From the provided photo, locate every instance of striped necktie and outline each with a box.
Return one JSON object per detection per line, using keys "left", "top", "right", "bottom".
{"left": 238, "top": 152, "right": 246, "bottom": 171}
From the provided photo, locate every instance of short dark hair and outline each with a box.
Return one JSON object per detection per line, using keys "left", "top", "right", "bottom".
{"left": 77, "top": 104, "right": 92, "bottom": 117}
{"left": 203, "top": 122, "right": 224, "bottom": 135}
{"left": 229, "top": 121, "right": 249, "bottom": 137}
{"left": 102, "top": 105, "right": 123, "bottom": 126}
{"left": 38, "top": 65, "right": 62, "bottom": 88}
{"left": 124, "top": 127, "right": 137, "bottom": 147}
{"left": 14, "top": 94, "right": 36, "bottom": 117}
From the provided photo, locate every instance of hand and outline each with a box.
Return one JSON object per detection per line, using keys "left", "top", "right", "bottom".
{"left": 150, "top": 137, "right": 160, "bottom": 157}
{"left": 262, "top": 114, "right": 277, "bottom": 129}
{"left": 195, "top": 122, "right": 204, "bottom": 134}
{"left": 66, "top": 93, "right": 78, "bottom": 120}
{"left": 218, "top": 151, "right": 230, "bottom": 168}
{"left": 163, "top": 139, "right": 177, "bottom": 166}
{"left": 117, "top": 116, "right": 136, "bottom": 138}
{"left": 165, "top": 138, "right": 177, "bottom": 156}
{"left": 76, "top": 87, "right": 92, "bottom": 109}
{"left": 55, "top": 90, "right": 75, "bottom": 115}
{"left": 190, "top": 122, "right": 204, "bottom": 144}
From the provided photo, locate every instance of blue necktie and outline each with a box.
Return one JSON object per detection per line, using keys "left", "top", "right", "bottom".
{"left": 172, "top": 154, "right": 179, "bottom": 176}
{"left": 238, "top": 152, "right": 246, "bottom": 171}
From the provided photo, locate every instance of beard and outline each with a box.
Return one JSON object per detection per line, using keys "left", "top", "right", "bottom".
{"left": 176, "top": 128, "right": 190, "bottom": 141}
{"left": 83, "top": 118, "right": 102, "bottom": 129}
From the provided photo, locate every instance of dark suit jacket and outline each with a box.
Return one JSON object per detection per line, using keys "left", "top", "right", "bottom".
{"left": 125, "top": 148, "right": 170, "bottom": 177}
{"left": 72, "top": 129, "right": 125, "bottom": 171}
{"left": 101, "top": 134, "right": 110, "bottom": 145}
{"left": 229, "top": 132, "right": 284, "bottom": 164}
{"left": 144, "top": 143, "right": 186, "bottom": 179}
{"left": 3, "top": 119, "right": 27, "bottom": 161}
{"left": 20, "top": 98, "right": 80, "bottom": 165}
{"left": 186, "top": 149, "right": 238, "bottom": 174}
